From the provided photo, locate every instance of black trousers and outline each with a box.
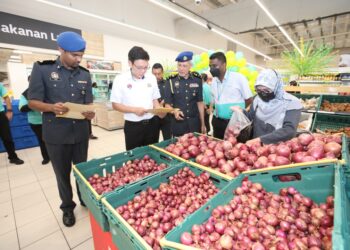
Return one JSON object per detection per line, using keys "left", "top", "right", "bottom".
{"left": 212, "top": 116, "right": 229, "bottom": 139}
{"left": 159, "top": 115, "right": 172, "bottom": 141}
{"left": 46, "top": 140, "right": 88, "bottom": 212}
{"left": 30, "top": 124, "right": 49, "bottom": 161}
{"left": 204, "top": 105, "right": 210, "bottom": 134}
{"left": 0, "top": 111, "right": 18, "bottom": 160}
{"left": 171, "top": 116, "right": 200, "bottom": 137}
{"left": 124, "top": 116, "right": 160, "bottom": 151}
{"left": 88, "top": 120, "right": 92, "bottom": 135}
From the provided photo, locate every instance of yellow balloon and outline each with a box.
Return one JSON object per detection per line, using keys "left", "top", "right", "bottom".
{"left": 227, "top": 57, "right": 235, "bottom": 67}
{"left": 237, "top": 58, "right": 247, "bottom": 68}
{"left": 239, "top": 67, "right": 249, "bottom": 77}
{"left": 225, "top": 50, "right": 235, "bottom": 60}
{"left": 249, "top": 71, "right": 258, "bottom": 80}
{"left": 200, "top": 52, "right": 209, "bottom": 61}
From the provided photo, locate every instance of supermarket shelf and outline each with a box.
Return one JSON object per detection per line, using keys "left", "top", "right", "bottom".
{"left": 285, "top": 85, "right": 350, "bottom": 93}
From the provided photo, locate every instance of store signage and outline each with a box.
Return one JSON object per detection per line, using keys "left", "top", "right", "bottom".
{"left": 0, "top": 11, "right": 81, "bottom": 50}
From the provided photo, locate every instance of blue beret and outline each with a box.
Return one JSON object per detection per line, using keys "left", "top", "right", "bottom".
{"left": 57, "top": 31, "right": 86, "bottom": 52}
{"left": 175, "top": 51, "right": 193, "bottom": 62}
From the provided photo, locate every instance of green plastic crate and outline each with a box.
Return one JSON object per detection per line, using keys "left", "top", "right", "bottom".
{"left": 73, "top": 146, "right": 181, "bottom": 232}
{"left": 312, "top": 113, "right": 350, "bottom": 133}
{"left": 161, "top": 162, "right": 350, "bottom": 250}
{"left": 101, "top": 162, "right": 229, "bottom": 250}
{"left": 293, "top": 94, "right": 321, "bottom": 111}
{"left": 319, "top": 95, "right": 350, "bottom": 114}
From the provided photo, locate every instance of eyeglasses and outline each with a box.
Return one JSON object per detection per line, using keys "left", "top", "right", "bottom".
{"left": 133, "top": 64, "right": 150, "bottom": 71}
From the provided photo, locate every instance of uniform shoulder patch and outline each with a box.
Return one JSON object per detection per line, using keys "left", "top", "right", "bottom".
{"left": 166, "top": 73, "right": 178, "bottom": 80}
{"left": 37, "top": 60, "right": 55, "bottom": 65}
{"left": 78, "top": 65, "right": 90, "bottom": 72}
{"left": 191, "top": 71, "right": 202, "bottom": 79}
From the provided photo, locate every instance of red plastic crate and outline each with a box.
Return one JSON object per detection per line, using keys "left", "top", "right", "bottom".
{"left": 89, "top": 212, "right": 118, "bottom": 250}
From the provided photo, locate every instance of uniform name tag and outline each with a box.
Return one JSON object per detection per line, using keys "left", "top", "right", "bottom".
{"left": 189, "top": 83, "right": 199, "bottom": 88}
{"left": 50, "top": 72, "right": 61, "bottom": 81}
{"left": 78, "top": 80, "right": 87, "bottom": 84}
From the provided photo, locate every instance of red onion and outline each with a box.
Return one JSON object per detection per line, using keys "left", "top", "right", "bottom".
{"left": 298, "top": 133, "right": 314, "bottom": 146}
{"left": 324, "top": 142, "right": 341, "bottom": 157}
{"left": 276, "top": 144, "right": 291, "bottom": 158}
{"left": 214, "top": 222, "right": 226, "bottom": 234}
{"left": 219, "top": 234, "right": 233, "bottom": 249}
{"left": 180, "top": 232, "right": 193, "bottom": 245}
{"left": 275, "top": 156, "right": 291, "bottom": 166}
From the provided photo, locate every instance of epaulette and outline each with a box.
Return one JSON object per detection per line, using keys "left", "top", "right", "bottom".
{"left": 191, "top": 71, "right": 202, "bottom": 79}
{"left": 166, "top": 73, "right": 178, "bottom": 80}
{"left": 37, "top": 60, "right": 55, "bottom": 65}
{"left": 79, "top": 65, "right": 90, "bottom": 72}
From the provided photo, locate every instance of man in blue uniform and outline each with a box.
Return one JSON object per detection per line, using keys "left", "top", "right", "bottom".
{"left": 28, "top": 31, "right": 95, "bottom": 227}
{"left": 164, "top": 51, "right": 206, "bottom": 137}
{"left": 152, "top": 63, "right": 172, "bottom": 140}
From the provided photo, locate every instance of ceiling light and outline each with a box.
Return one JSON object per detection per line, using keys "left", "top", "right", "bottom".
{"left": 255, "top": 0, "right": 304, "bottom": 57}
{"left": 149, "top": 0, "right": 272, "bottom": 60}
{"left": 8, "top": 59, "right": 22, "bottom": 63}
{"left": 10, "top": 55, "right": 21, "bottom": 59}
{"left": 36, "top": 0, "right": 208, "bottom": 51}
{"left": 13, "top": 50, "right": 33, "bottom": 54}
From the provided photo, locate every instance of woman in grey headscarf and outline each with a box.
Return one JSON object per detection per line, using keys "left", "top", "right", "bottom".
{"left": 239, "top": 69, "right": 302, "bottom": 145}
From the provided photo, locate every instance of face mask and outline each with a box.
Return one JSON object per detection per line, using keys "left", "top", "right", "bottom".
{"left": 210, "top": 67, "right": 220, "bottom": 78}
{"left": 257, "top": 91, "right": 275, "bottom": 102}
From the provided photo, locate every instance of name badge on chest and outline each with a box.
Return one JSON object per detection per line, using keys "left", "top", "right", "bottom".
{"left": 50, "top": 72, "right": 61, "bottom": 81}
{"left": 189, "top": 83, "right": 199, "bottom": 88}
{"left": 174, "top": 81, "right": 180, "bottom": 88}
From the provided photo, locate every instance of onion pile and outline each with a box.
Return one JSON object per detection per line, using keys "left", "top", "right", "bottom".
{"left": 115, "top": 167, "right": 219, "bottom": 250}
{"left": 88, "top": 155, "right": 168, "bottom": 195}
{"left": 180, "top": 180, "right": 334, "bottom": 250}
{"left": 166, "top": 133, "right": 342, "bottom": 178}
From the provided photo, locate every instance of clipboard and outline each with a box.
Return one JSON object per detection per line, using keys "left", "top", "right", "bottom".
{"left": 146, "top": 107, "right": 179, "bottom": 114}
{"left": 56, "top": 102, "right": 96, "bottom": 119}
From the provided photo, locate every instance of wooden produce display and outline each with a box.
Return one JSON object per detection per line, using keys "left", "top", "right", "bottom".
{"left": 94, "top": 103, "right": 124, "bottom": 130}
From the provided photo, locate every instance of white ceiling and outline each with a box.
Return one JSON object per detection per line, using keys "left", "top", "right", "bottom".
{"left": 0, "top": 0, "right": 349, "bottom": 59}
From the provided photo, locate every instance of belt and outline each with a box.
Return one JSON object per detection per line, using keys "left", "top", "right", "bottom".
{"left": 126, "top": 118, "right": 153, "bottom": 125}
{"left": 214, "top": 116, "right": 229, "bottom": 121}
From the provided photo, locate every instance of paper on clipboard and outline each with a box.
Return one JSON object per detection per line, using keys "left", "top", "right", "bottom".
{"left": 146, "top": 107, "right": 179, "bottom": 114}
{"left": 56, "top": 102, "right": 96, "bottom": 119}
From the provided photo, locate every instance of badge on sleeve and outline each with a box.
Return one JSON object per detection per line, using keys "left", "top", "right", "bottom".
{"left": 174, "top": 81, "right": 180, "bottom": 88}
{"left": 127, "top": 83, "right": 132, "bottom": 89}
{"left": 50, "top": 72, "right": 60, "bottom": 81}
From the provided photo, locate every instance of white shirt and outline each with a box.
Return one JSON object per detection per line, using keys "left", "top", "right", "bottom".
{"left": 110, "top": 71, "right": 161, "bottom": 122}
{"left": 211, "top": 71, "right": 253, "bottom": 105}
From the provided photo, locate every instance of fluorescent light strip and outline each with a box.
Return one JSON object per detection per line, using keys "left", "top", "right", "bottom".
{"left": 36, "top": 0, "right": 208, "bottom": 51}
{"left": 212, "top": 28, "right": 272, "bottom": 60}
{"left": 149, "top": 0, "right": 272, "bottom": 60}
{"left": 8, "top": 59, "right": 22, "bottom": 63}
{"left": 13, "top": 50, "right": 33, "bottom": 54}
{"left": 149, "top": 0, "right": 207, "bottom": 28}
{"left": 255, "top": 0, "right": 303, "bottom": 57}
{"left": 10, "top": 55, "right": 21, "bottom": 59}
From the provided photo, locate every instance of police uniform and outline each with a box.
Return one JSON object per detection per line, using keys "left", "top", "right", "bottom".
{"left": 28, "top": 32, "right": 92, "bottom": 215}
{"left": 157, "top": 78, "right": 172, "bottom": 140}
{"left": 164, "top": 51, "right": 203, "bottom": 137}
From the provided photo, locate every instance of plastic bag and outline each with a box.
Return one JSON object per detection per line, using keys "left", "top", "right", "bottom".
{"left": 224, "top": 109, "right": 252, "bottom": 143}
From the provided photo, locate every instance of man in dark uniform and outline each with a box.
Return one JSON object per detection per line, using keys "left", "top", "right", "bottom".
{"left": 152, "top": 63, "right": 171, "bottom": 140}
{"left": 164, "top": 51, "right": 206, "bottom": 137}
{"left": 28, "top": 31, "right": 95, "bottom": 227}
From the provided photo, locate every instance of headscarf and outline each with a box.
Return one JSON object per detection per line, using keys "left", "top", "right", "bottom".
{"left": 253, "top": 69, "right": 302, "bottom": 129}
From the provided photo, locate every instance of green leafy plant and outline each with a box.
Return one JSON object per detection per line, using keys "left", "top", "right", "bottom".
{"left": 281, "top": 39, "right": 336, "bottom": 76}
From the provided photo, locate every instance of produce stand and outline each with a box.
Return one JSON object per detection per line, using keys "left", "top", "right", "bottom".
{"left": 101, "top": 162, "right": 229, "bottom": 250}
{"left": 73, "top": 146, "right": 182, "bottom": 231}
{"left": 160, "top": 163, "right": 350, "bottom": 250}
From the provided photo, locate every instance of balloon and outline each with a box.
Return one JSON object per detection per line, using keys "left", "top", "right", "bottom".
{"left": 248, "top": 65, "right": 256, "bottom": 71}
{"left": 249, "top": 80, "right": 256, "bottom": 94}
{"left": 227, "top": 57, "right": 235, "bottom": 67}
{"left": 208, "top": 50, "right": 215, "bottom": 56}
{"left": 236, "top": 51, "right": 244, "bottom": 59}
{"left": 231, "top": 66, "right": 239, "bottom": 72}
{"left": 239, "top": 67, "right": 249, "bottom": 77}
{"left": 193, "top": 55, "right": 200, "bottom": 65}
{"left": 225, "top": 50, "right": 235, "bottom": 60}
{"left": 249, "top": 71, "right": 259, "bottom": 81}
{"left": 237, "top": 58, "right": 247, "bottom": 67}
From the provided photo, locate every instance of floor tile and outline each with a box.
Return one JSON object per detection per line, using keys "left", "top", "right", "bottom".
{"left": 17, "top": 213, "right": 60, "bottom": 248}
{"left": 22, "top": 230, "right": 69, "bottom": 250}
{"left": 0, "top": 207, "right": 16, "bottom": 235}
{"left": 12, "top": 190, "right": 46, "bottom": 212}
{"left": 0, "top": 230, "right": 19, "bottom": 250}
{"left": 0, "top": 190, "right": 12, "bottom": 204}
{"left": 72, "top": 237, "right": 94, "bottom": 250}
{"left": 62, "top": 216, "right": 92, "bottom": 248}
{"left": 9, "top": 175, "right": 37, "bottom": 189}
{"left": 10, "top": 182, "right": 42, "bottom": 199}
{"left": 0, "top": 180, "right": 9, "bottom": 192}
{"left": 14, "top": 201, "right": 52, "bottom": 227}
{"left": 39, "top": 176, "right": 57, "bottom": 189}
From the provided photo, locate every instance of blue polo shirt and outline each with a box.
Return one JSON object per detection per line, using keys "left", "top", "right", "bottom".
{"left": 0, "top": 82, "right": 9, "bottom": 112}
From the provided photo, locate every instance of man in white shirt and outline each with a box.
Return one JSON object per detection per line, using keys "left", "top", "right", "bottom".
{"left": 110, "top": 46, "right": 165, "bottom": 150}
{"left": 209, "top": 52, "right": 253, "bottom": 139}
